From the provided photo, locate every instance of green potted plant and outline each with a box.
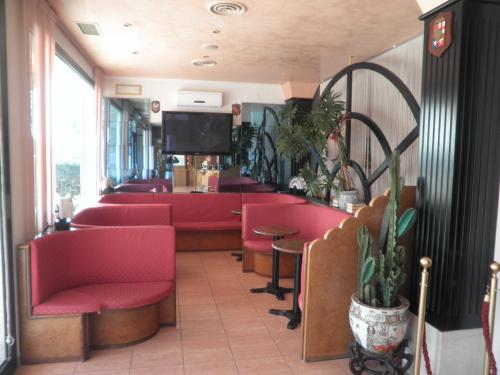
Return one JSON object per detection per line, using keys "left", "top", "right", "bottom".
{"left": 349, "top": 151, "right": 417, "bottom": 354}
{"left": 277, "top": 91, "right": 355, "bottom": 204}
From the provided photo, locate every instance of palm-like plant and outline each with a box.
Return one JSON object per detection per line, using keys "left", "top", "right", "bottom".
{"left": 277, "top": 91, "right": 353, "bottom": 201}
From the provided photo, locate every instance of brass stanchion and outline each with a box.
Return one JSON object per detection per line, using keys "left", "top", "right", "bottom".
{"left": 483, "top": 262, "right": 499, "bottom": 375}
{"left": 413, "top": 257, "right": 432, "bottom": 375}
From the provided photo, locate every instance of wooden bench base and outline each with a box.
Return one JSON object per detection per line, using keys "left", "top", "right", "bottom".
{"left": 176, "top": 230, "right": 242, "bottom": 251}
{"left": 242, "top": 247, "right": 295, "bottom": 277}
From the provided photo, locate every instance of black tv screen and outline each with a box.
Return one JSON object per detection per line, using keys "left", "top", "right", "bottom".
{"left": 162, "top": 111, "right": 233, "bottom": 155}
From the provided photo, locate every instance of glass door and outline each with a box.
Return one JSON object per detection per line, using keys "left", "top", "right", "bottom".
{"left": 0, "top": 0, "right": 18, "bottom": 373}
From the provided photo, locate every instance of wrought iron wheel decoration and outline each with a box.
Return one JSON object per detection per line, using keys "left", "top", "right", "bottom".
{"left": 314, "top": 62, "right": 420, "bottom": 203}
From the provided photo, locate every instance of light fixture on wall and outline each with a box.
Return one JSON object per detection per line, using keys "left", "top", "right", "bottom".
{"left": 207, "top": 1, "right": 247, "bottom": 16}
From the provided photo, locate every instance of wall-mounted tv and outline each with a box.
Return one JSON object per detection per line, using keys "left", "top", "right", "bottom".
{"left": 162, "top": 111, "right": 233, "bottom": 155}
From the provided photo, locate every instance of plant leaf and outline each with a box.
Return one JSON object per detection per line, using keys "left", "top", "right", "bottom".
{"left": 397, "top": 208, "right": 417, "bottom": 238}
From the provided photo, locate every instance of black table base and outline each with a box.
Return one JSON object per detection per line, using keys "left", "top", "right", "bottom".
{"left": 349, "top": 340, "right": 413, "bottom": 375}
{"left": 267, "top": 252, "right": 303, "bottom": 329}
{"left": 250, "top": 236, "right": 293, "bottom": 300}
{"left": 250, "top": 281, "right": 293, "bottom": 301}
{"left": 269, "top": 308, "right": 301, "bottom": 329}
{"left": 231, "top": 251, "right": 242, "bottom": 261}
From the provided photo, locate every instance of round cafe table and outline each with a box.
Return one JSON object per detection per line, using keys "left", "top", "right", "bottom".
{"left": 268, "top": 238, "right": 306, "bottom": 329}
{"left": 250, "top": 225, "right": 298, "bottom": 300}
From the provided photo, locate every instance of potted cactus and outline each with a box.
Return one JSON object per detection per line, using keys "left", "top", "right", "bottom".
{"left": 349, "top": 151, "right": 417, "bottom": 354}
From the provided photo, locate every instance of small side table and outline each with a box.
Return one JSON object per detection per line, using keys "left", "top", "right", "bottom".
{"left": 269, "top": 239, "right": 306, "bottom": 329}
{"left": 250, "top": 225, "right": 298, "bottom": 300}
{"left": 231, "top": 209, "right": 243, "bottom": 261}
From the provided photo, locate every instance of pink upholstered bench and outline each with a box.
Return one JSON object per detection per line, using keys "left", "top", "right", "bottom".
{"left": 96, "top": 192, "right": 306, "bottom": 251}
{"left": 17, "top": 226, "right": 176, "bottom": 364}
{"left": 71, "top": 204, "right": 172, "bottom": 228}
{"left": 242, "top": 203, "right": 351, "bottom": 277}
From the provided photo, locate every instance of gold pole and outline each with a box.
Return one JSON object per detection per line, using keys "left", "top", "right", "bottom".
{"left": 414, "top": 257, "right": 432, "bottom": 375}
{"left": 483, "top": 262, "right": 500, "bottom": 375}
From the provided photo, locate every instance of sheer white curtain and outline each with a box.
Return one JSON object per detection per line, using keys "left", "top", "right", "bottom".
{"left": 23, "top": 0, "right": 56, "bottom": 231}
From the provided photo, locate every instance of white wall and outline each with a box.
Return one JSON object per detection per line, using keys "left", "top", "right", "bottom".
{"left": 102, "top": 76, "right": 285, "bottom": 124}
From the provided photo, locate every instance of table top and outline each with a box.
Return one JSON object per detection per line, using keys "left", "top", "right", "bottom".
{"left": 272, "top": 239, "right": 307, "bottom": 254}
{"left": 253, "top": 225, "right": 299, "bottom": 237}
{"left": 231, "top": 209, "right": 242, "bottom": 216}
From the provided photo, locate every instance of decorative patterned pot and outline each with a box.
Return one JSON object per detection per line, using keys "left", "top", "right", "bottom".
{"left": 338, "top": 190, "right": 359, "bottom": 211}
{"left": 349, "top": 293, "right": 410, "bottom": 354}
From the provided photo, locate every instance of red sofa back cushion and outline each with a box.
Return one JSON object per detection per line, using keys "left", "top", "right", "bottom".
{"left": 71, "top": 204, "right": 172, "bottom": 228}
{"left": 241, "top": 193, "right": 306, "bottom": 205}
{"left": 30, "top": 226, "right": 175, "bottom": 307}
{"left": 242, "top": 203, "right": 351, "bottom": 241}
{"left": 98, "top": 193, "right": 155, "bottom": 204}
{"left": 153, "top": 193, "right": 241, "bottom": 223}
{"left": 125, "top": 179, "right": 173, "bottom": 193}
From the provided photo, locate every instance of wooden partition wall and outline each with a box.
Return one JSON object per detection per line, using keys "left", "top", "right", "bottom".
{"left": 300, "top": 186, "right": 415, "bottom": 361}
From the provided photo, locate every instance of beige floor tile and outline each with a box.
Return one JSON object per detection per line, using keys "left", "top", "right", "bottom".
{"left": 181, "top": 318, "right": 226, "bottom": 339}
{"left": 285, "top": 355, "right": 349, "bottom": 375}
{"left": 217, "top": 302, "right": 257, "bottom": 320}
{"left": 222, "top": 316, "right": 269, "bottom": 338}
{"left": 130, "top": 365, "right": 184, "bottom": 374}
{"left": 236, "top": 356, "right": 293, "bottom": 375}
{"left": 228, "top": 335, "right": 282, "bottom": 360}
{"left": 180, "top": 304, "right": 219, "bottom": 321}
{"left": 274, "top": 336, "right": 302, "bottom": 356}
{"left": 182, "top": 336, "right": 234, "bottom": 364}
{"left": 75, "top": 348, "right": 133, "bottom": 373}
{"left": 178, "top": 290, "right": 215, "bottom": 306}
{"left": 15, "top": 362, "right": 76, "bottom": 375}
{"left": 184, "top": 361, "right": 238, "bottom": 375}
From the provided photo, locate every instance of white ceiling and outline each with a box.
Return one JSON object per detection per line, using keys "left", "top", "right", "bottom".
{"left": 49, "top": 0, "right": 423, "bottom": 84}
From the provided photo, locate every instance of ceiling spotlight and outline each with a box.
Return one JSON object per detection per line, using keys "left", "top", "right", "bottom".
{"left": 212, "top": 29, "right": 222, "bottom": 34}
{"left": 192, "top": 59, "right": 217, "bottom": 67}
{"left": 203, "top": 55, "right": 210, "bottom": 58}
{"left": 132, "top": 51, "right": 139, "bottom": 54}
{"left": 202, "top": 44, "right": 219, "bottom": 50}
{"left": 124, "top": 23, "right": 133, "bottom": 27}
{"left": 207, "top": 1, "right": 247, "bottom": 16}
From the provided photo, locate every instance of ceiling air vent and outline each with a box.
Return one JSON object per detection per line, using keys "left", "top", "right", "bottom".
{"left": 207, "top": 1, "right": 247, "bottom": 16}
{"left": 192, "top": 59, "right": 218, "bottom": 67}
{"left": 76, "top": 22, "right": 102, "bottom": 36}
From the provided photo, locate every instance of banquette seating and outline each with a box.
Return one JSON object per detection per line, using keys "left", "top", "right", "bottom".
{"left": 17, "top": 226, "right": 176, "bottom": 364}
{"left": 98, "top": 192, "right": 306, "bottom": 251}
{"left": 241, "top": 203, "right": 351, "bottom": 277}
{"left": 113, "top": 183, "right": 158, "bottom": 193}
{"left": 71, "top": 204, "right": 172, "bottom": 228}
{"left": 207, "top": 175, "right": 276, "bottom": 193}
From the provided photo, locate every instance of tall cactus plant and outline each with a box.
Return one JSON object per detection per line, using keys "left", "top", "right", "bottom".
{"left": 357, "top": 151, "right": 417, "bottom": 308}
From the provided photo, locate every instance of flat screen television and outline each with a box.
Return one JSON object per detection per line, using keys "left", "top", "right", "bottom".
{"left": 162, "top": 111, "right": 233, "bottom": 155}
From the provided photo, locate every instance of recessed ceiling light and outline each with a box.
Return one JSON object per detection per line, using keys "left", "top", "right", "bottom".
{"left": 207, "top": 1, "right": 247, "bottom": 16}
{"left": 202, "top": 44, "right": 219, "bottom": 50}
{"left": 212, "top": 29, "right": 222, "bottom": 34}
{"left": 203, "top": 55, "right": 210, "bottom": 59}
{"left": 124, "top": 23, "right": 133, "bottom": 27}
{"left": 132, "top": 51, "right": 139, "bottom": 54}
{"left": 192, "top": 59, "right": 217, "bottom": 67}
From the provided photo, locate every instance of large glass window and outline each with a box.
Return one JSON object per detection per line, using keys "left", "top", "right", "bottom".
{"left": 52, "top": 54, "right": 95, "bottom": 215}
{"left": 107, "top": 102, "right": 122, "bottom": 185}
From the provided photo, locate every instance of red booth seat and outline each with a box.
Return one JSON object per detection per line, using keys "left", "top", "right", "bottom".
{"left": 124, "top": 178, "right": 173, "bottom": 193}
{"left": 30, "top": 227, "right": 176, "bottom": 315}
{"left": 99, "top": 192, "right": 155, "bottom": 204}
{"left": 71, "top": 204, "right": 172, "bottom": 228}
{"left": 242, "top": 203, "right": 352, "bottom": 251}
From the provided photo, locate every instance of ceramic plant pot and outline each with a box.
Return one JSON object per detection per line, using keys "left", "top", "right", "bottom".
{"left": 349, "top": 293, "right": 410, "bottom": 354}
{"left": 337, "top": 189, "right": 359, "bottom": 211}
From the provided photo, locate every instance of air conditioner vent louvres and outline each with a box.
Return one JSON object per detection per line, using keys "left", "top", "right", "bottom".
{"left": 177, "top": 91, "right": 223, "bottom": 108}
{"left": 77, "top": 22, "right": 102, "bottom": 36}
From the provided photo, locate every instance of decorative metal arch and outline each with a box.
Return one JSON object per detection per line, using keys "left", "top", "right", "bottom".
{"left": 315, "top": 62, "right": 420, "bottom": 202}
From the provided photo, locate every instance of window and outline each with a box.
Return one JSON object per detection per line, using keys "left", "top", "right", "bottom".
{"left": 52, "top": 54, "right": 96, "bottom": 215}
{"left": 106, "top": 101, "right": 123, "bottom": 185}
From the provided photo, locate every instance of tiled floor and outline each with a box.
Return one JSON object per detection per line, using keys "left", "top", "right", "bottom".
{"left": 15, "top": 251, "right": 351, "bottom": 375}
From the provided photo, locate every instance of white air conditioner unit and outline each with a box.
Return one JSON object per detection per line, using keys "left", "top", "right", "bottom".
{"left": 177, "top": 91, "right": 223, "bottom": 107}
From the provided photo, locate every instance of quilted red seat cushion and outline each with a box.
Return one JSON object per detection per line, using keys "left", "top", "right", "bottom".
{"left": 174, "top": 221, "right": 242, "bottom": 231}
{"left": 243, "top": 240, "right": 273, "bottom": 253}
{"left": 33, "top": 281, "right": 174, "bottom": 315}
